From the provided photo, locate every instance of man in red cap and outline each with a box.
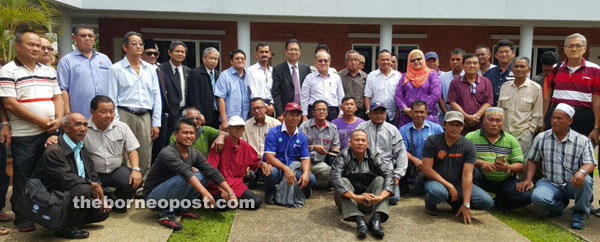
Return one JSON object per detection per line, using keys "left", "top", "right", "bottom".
{"left": 263, "top": 102, "right": 315, "bottom": 205}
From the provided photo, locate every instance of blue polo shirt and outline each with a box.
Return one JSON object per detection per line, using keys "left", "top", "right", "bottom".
{"left": 483, "top": 63, "right": 514, "bottom": 106}
{"left": 399, "top": 120, "right": 444, "bottom": 159}
{"left": 264, "top": 123, "right": 310, "bottom": 166}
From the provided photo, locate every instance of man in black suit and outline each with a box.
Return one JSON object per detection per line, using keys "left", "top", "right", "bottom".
{"left": 272, "top": 39, "right": 311, "bottom": 120}
{"left": 188, "top": 47, "right": 221, "bottom": 129}
{"left": 38, "top": 113, "right": 110, "bottom": 239}
{"left": 158, "top": 41, "right": 191, "bottom": 137}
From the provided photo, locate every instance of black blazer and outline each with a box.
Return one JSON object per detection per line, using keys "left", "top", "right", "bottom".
{"left": 271, "top": 61, "right": 311, "bottom": 116}
{"left": 159, "top": 62, "right": 191, "bottom": 116}
{"left": 37, "top": 135, "right": 99, "bottom": 192}
{"left": 187, "top": 65, "right": 220, "bottom": 128}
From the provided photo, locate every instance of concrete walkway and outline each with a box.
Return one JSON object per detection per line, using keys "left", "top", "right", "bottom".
{"left": 229, "top": 190, "right": 529, "bottom": 242}
{"left": 0, "top": 188, "right": 173, "bottom": 242}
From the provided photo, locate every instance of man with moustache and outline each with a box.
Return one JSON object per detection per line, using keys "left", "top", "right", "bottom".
{"left": 38, "top": 37, "right": 54, "bottom": 66}
{"left": 438, "top": 48, "right": 465, "bottom": 123}
{"left": 475, "top": 45, "right": 496, "bottom": 74}
{"left": 247, "top": 43, "right": 275, "bottom": 116}
{"left": 214, "top": 49, "right": 251, "bottom": 129}
{"left": 364, "top": 50, "right": 402, "bottom": 124}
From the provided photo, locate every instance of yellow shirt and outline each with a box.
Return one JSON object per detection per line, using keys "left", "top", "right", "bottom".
{"left": 242, "top": 116, "right": 281, "bottom": 158}
{"left": 497, "top": 79, "right": 543, "bottom": 139}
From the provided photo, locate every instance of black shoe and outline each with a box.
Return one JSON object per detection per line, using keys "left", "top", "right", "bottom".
{"left": 54, "top": 226, "right": 89, "bottom": 239}
{"left": 368, "top": 216, "right": 384, "bottom": 238}
{"left": 355, "top": 216, "right": 368, "bottom": 238}
{"left": 264, "top": 192, "right": 274, "bottom": 205}
{"left": 425, "top": 204, "right": 438, "bottom": 216}
{"left": 112, "top": 206, "right": 128, "bottom": 213}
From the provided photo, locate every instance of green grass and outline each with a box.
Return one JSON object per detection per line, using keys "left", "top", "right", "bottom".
{"left": 490, "top": 208, "right": 583, "bottom": 242}
{"left": 168, "top": 209, "right": 235, "bottom": 242}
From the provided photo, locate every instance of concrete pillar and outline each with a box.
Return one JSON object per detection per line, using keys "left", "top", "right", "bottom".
{"left": 379, "top": 23, "right": 393, "bottom": 52}
{"left": 58, "top": 10, "right": 72, "bottom": 57}
{"left": 519, "top": 24, "right": 534, "bottom": 65}
{"left": 237, "top": 20, "right": 251, "bottom": 67}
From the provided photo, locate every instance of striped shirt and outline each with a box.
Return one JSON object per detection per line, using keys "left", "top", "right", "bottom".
{"left": 527, "top": 129, "right": 596, "bottom": 185}
{"left": 0, "top": 59, "right": 61, "bottom": 137}
{"left": 547, "top": 58, "right": 600, "bottom": 108}
{"left": 465, "top": 129, "right": 523, "bottom": 182}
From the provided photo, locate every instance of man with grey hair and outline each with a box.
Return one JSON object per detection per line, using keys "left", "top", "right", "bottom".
{"left": 170, "top": 106, "right": 226, "bottom": 158}
{"left": 497, "top": 56, "right": 543, "bottom": 155}
{"left": 300, "top": 51, "right": 345, "bottom": 122}
{"left": 543, "top": 33, "right": 600, "bottom": 149}
{"left": 107, "top": 31, "right": 162, "bottom": 183}
{"left": 188, "top": 47, "right": 221, "bottom": 129}
{"left": 338, "top": 50, "right": 368, "bottom": 120}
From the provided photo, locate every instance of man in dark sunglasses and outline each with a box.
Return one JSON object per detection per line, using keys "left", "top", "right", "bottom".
{"left": 142, "top": 38, "right": 160, "bottom": 66}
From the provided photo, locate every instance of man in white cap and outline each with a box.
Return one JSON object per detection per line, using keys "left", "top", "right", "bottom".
{"left": 466, "top": 107, "right": 532, "bottom": 211}
{"left": 517, "top": 103, "right": 595, "bottom": 229}
{"left": 422, "top": 111, "right": 494, "bottom": 224}
{"left": 206, "top": 116, "right": 270, "bottom": 210}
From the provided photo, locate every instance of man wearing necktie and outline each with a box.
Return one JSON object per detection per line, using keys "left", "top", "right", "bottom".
{"left": 272, "top": 39, "right": 312, "bottom": 121}
{"left": 188, "top": 47, "right": 221, "bottom": 129}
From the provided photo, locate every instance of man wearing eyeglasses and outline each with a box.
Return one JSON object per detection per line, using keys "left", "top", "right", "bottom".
{"left": 447, "top": 53, "right": 493, "bottom": 135}
{"left": 107, "top": 31, "right": 162, "bottom": 182}
{"left": 58, "top": 24, "right": 112, "bottom": 119}
{"left": 543, "top": 33, "right": 600, "bottom": 149}
{"left": 300, "top": 51, "right": 345, "bottom": 122}
{"left": 38, "top": 37, "right": 54, "bottom": 66}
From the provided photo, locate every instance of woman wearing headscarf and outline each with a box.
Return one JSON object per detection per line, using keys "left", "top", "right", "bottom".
{"left": 395, "top": 49, "right": 442, "bottom": 128}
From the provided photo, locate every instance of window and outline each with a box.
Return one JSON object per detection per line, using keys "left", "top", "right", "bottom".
{"left": 352, "top": 44, "right": 418, "bottom": 73}
{"left": 155, "top": 40, "right": 221, "bottom": 70}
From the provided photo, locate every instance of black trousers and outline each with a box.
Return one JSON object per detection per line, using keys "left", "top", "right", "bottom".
{"left": 65, "top": 184, "right": 110, "bottom": 228}
{"left": 307, "top": 105, "right": 339, "bottom": 122}
{"left": 355, "top": 108, "right": 368, "bottom": 121}
{"left": 0, "top": 143, "right": 8, "bottom": 211}
{"left": 10, "top": 133, "right": 50, "bottom": 225}
{"left": 152, "top": 115, "right": 169, "bottom": 164}
{"left": 99, "top": 166, "right": 136, "bottom": 200}
{"left": 214, "top": 189, "right": 262, "bottom": 211}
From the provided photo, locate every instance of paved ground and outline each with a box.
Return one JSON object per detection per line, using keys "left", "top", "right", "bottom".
{"left": 0, "top": 188, "right": 174, "bottom": 242}
{"left": 527, "top": 174, "right": 600, "bottom": 242}
{"left": 229, "top": 189, "right": 529, "bottom": 242}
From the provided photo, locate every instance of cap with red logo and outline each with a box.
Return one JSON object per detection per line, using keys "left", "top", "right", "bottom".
{"left": 284, "top": 102, "right": 302, "bottom": 112}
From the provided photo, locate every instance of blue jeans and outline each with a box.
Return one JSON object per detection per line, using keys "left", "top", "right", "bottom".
{"left": 424, "top": 180, "right": 494, "bottom": 210}
{"left": 264, "top": 166, "right": 315, "bottom": 197}
{"left": 388, "top": 185, "right": 400, "bottom": 205}
{"left": 531, "top": 177, "right": 593, "bottom": 216}
{"left": 147, "top": 172, "right": 208, "bottom": 217}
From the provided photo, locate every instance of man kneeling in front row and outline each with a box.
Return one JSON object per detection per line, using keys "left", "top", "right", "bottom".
{"left": 517, "top": 103, "right": 595, "bottom": 229}
{"left": 38, "top": 113, "right": 110, "bottom": 239}
{"left": 331, "top": 129, "right": 393, "bottom": 238}
{"left": 144, "top": 118, "right": 236, "bottom": 230}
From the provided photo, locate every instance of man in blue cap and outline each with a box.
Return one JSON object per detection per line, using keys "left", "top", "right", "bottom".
{"left": 425, "top": 52, "right": 443, "bottom": 76}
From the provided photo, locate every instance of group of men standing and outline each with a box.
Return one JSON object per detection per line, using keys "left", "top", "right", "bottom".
{"left": 0, "top": 23, "right": 599, "bottom": 240}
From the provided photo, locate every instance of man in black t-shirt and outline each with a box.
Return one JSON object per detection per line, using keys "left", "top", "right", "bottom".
{"left": 422, "top": 111, "right": 494, "bottom": 224}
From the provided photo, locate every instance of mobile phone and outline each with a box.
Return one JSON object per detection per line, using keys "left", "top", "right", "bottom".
{"left": 495, "top": 155, "right": 506, "bottom": 164}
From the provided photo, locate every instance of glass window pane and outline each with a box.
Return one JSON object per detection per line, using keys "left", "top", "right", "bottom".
{"left": 353, "top": 45, "right": 373, "bottom": 73}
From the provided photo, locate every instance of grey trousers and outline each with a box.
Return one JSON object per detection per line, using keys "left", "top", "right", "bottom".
{"left": 311, "top": 162, "right": 331, "bottom": 187}
{"left": 118, "top": 110, "right": 152, "bottom": 179}
{"left": 334, "top": 176, "right": 389, "bottom": 222}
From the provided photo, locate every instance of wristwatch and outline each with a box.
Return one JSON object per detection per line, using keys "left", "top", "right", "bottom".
{"left": 462, "top": 202, "right": 470, "bottom": 209}
{"left": 578, "top": 169, "right": 587, "bottom": 175}
{"left": 594, "top": 126, "right": 600, "bottom": 130}
{"left": 365, "top": 110, "right": 370, "bottom": 115}
{"left": 133, "top": 167, "right": 141, "bottom": 172}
